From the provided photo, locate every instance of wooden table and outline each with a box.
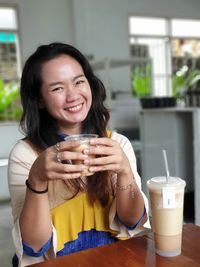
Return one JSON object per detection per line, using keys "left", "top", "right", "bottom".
{"left": 29, "top": 224, "right": 200, "bottom": 267}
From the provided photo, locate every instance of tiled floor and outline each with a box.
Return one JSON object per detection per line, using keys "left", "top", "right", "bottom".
{"left": 0, "top": 200, "right": 15, "bottom": 267}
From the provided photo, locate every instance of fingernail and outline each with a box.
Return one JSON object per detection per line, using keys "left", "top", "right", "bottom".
{"left": 84, "top": 159, "right": 89, "bottom": 165}
{"left": 88, "top": 167, "right": 94, "bottom": 172}
{"left": 81, "top": 165, "right": 87, "bottom": 169}
{"left": 83, "top": 149, "right": 89, "bottom": 154}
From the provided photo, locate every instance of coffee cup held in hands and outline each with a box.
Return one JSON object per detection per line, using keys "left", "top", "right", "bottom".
{"left": 65, "top": 134, "right": 98, "bottom": 177}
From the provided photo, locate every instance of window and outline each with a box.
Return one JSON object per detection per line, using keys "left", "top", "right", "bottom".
{"left": 0, "top": 6, "right": 20, "bottom": 81}
{"left": 0, "top": 6, "right": 22, "bottom": 121}
{"left": 129, "top": 16, "right": 200, "bottom": 97}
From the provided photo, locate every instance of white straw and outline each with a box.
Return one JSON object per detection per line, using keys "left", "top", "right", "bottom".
{"left": 162, "top": 149, "right": 170, "bottom": 183}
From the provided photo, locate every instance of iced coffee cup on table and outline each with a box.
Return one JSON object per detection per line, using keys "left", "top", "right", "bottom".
{"left": 147, "top": 176, "right": 186, "bottom": 257}
{"left": 65, "top": 134, "right": 98, "bottom": 177}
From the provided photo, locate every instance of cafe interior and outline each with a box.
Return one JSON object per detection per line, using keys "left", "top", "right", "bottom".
{"left": 1, "top": 0, "right": 200, "bottom": 266}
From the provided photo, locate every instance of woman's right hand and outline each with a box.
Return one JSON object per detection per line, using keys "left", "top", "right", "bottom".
{"left": 28, "top": 140, "right": 88, "bottom": 186}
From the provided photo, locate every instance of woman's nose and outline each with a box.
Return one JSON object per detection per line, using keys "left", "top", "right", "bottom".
{"left": 65, "top": 85, "right": 79, "bottom": 102}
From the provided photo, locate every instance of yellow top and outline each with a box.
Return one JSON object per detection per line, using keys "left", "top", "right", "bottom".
{"left": 51, "top": 192, "right": 118, "bottom": 252}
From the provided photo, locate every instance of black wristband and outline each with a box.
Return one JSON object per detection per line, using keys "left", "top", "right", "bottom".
{"left": 25, "top": 179, "right": 48, "bottom": 194}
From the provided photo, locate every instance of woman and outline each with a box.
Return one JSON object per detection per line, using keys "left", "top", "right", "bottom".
{"left": 8, "top": 43, "right": 149, "bottom": 267}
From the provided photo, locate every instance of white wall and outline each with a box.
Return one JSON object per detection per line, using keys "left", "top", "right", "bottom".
{"left": 18, "top": 0, "right": 75, "bottom": 63}
{"left": 0, "top": 0, "right": 74, "bottom": 64}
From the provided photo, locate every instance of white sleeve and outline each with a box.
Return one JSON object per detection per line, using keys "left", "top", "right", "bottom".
{"left": 109, "top": 132, "right": 151, "bottom": 238}
{"left": 8, "top": 140, "right": 57, "bottom": 267}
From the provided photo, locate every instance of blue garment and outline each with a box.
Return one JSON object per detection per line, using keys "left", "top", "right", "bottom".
{"left": 123, "top": 207, "right": 146, "bottom": 230}
{"left": 23, "top": 235, "right": 52, "bottom": 257}
{"left": 57, "top": 229, "right": 117, "bottom": 256}
{"left": 57, "top": 132, "right": 68, "bottom": 140}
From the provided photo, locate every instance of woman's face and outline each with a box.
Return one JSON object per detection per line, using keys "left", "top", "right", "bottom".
{"left": 40, "top": 55, "right": 92, "bottom": 134}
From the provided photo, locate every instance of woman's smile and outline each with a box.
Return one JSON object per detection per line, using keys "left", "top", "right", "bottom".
{"left": 65, "top": 103, "right": 83, "bottom": 112}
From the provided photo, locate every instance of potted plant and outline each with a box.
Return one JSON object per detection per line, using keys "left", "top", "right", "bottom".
{"left": 172, "top": 67, "right": 200, "bottom": 107}
{"left": 131, "top": 64, "right": 155, "bottom": 108}
{"left": 132, "top": 64, "right": 152, "bottom": 98}
{"left": 131, "top": 64, "right": 176, "bottom": 108}
{"left": 0, "top": 79, "right": 22, "bottom": 121}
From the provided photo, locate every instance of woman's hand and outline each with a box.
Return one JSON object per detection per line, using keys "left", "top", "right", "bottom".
{"left": 83, "top": 138, "right": 146, "bottom": 227}
{"left": 28, "top": 140, "right": 88, "bottom": 185}
{"left": 82, "top": 137, "right": 132, "bottom": 177}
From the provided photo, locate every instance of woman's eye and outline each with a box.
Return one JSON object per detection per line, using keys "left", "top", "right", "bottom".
{"left": 52, "top": 87, "right": 63, "bottom": 92}
{"left": 76, "top": 80, "right": 85, "bottom": 85}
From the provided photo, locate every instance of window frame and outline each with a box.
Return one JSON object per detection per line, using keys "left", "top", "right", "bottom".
{"left": 128, "top": 15, "right": 200, "bottom": 96}
{"left": 0, "top": 3, "right": 21, "bottom": 80}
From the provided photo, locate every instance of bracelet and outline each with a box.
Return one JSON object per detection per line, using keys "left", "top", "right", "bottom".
{"left": 116, "top": 183, "right": 132, "bottom": 191}
{"left": 25, "top": 179, "right": 48, "bottom": 194}
{"left": 115, "top": 182, "right": 135, "bottom": 198}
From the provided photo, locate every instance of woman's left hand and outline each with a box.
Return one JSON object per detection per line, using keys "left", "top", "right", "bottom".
{"left": 83, "top": 137, "right": 131, "bottom": 176}
{"left": 84, "top": 137, "right": 146, "bottom": 227}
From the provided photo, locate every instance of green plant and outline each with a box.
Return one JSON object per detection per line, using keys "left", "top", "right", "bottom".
{"left": 172, "top": 67, "right": 200, "bottom": 98}
{"left": 0, "top": 79, "right": 22, "bottom": 121}
{"left": 131, "top": 64, "right": 152, "bottom": 97}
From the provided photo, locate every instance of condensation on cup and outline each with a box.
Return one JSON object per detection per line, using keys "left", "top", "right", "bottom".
{"left": 65, "top": 134, "right": 98, "bottom": 177}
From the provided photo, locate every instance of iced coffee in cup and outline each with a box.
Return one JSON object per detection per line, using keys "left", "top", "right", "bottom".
{"left": 65, "top": 134, "right": 98, "bottom": 177}
{"left": 147, "top": 176, "right": 186, "bottom": 257}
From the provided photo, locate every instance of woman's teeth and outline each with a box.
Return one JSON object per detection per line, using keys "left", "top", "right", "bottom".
{"left": 67, "top": 104, "right": 82, "bottom": 111}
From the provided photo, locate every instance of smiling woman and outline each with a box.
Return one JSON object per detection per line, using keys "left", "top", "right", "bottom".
{"left": 8, "top": 42, "right": 150, "bottom": 267}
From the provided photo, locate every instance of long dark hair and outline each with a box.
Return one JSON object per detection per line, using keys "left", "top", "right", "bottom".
{"left": 20, "top": 42, "right": 111, "bottom": 206}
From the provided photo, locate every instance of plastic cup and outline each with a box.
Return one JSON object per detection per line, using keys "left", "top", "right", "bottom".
{"left": 64, "top": 134, "right": 98, "bottom": 177}
{"left": 147, "top": 176, "right": 186, "bottom": 257}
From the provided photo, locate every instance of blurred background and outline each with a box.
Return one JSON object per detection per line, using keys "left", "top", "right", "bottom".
{"left": 1, "top": 0, "right": 200, "bottom": 266}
